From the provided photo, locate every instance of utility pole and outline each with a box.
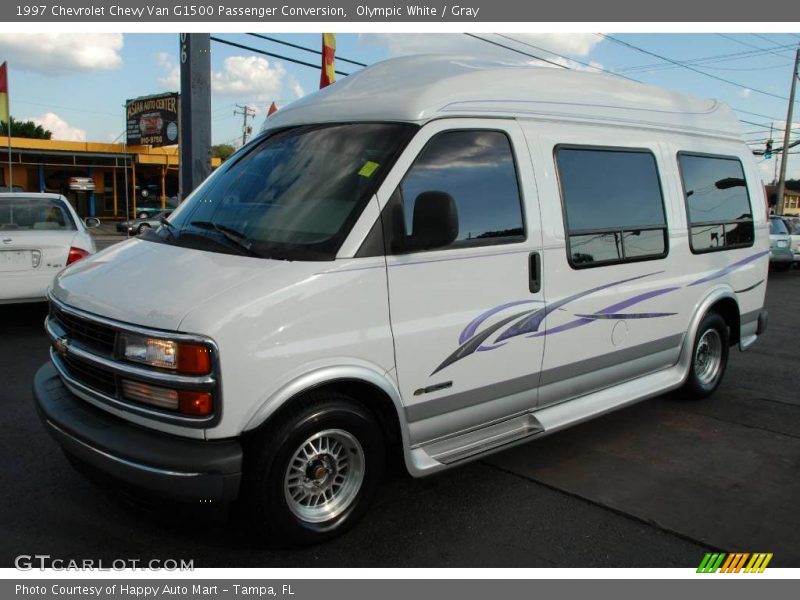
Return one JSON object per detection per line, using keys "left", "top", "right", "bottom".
{"left": 179, "top": 33, "right": 211, "bottom": 201}
{"left": 776, "top": 47, "right": 799, "bottom": 215}
{"left": 771, "top": 123, "right": 779, "bottom": 184}
{"left": 234, "top": 104, "right": 257, "bottom": 146}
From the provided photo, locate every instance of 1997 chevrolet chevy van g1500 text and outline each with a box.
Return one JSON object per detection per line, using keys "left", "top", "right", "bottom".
{"left": 34, "top": 55, "right": 769, "bottom": 545}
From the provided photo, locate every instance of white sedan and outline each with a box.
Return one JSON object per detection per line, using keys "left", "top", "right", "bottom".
{"left": 0, "top": 193, "right": 98, "bottom": 304}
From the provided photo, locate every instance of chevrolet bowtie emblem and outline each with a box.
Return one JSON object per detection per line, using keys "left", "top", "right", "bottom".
{"left": 53, "top": 337, "right": 69, "bottom": 358}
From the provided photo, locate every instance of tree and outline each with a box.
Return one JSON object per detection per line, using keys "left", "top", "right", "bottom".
{"left": 0, "top": 117, "right": 52, "bottom": 139}
{"left": 211, "top": 143, "right": 235, "bottom": 161}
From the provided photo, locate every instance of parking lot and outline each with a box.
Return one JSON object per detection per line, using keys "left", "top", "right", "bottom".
{"left": 1, "top": 251, "right": 798, "bottom": 568}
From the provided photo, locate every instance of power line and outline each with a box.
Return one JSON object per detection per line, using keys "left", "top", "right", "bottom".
{"left": 493, "top": 33, "right": 640, "bottom": 82}
{"left": 716, "top": 33, "right": 797, "bottom": 62}
{"left": 619, "top": 41, "right": 800, "bottom": 74}
{"left": 469, "top": 33, "right": 794, "bottom": 134}
{"left": 732, "top": 106, "right": 787, "bottom": 121}
{"left": 210, "top": 36, "right": 351, "bottom": 77}
{"left": 246, "top": 33, "right": 367, "bottom": 67}
{"left": 463, "top": 33, "right": 569, "bottom": 69}
{"left": 598, "top": 34, "right": 799, "bottom": 104}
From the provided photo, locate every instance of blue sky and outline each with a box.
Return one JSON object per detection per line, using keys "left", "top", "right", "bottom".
{"left": 0, "top": 32, "right": 798, "bottom": 181}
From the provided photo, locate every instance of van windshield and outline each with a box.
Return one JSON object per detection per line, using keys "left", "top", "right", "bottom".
{"left": 163, "top": 123, "right": 417, "bottom": 260}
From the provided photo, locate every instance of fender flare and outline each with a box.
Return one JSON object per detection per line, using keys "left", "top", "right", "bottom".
{"left": 676, "top": 284, "right": 739, "bottom": 384}
{"left": 242, "top": 364, "right": 414, "bottom": 469}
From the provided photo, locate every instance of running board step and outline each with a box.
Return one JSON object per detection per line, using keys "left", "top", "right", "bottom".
{"left": 423, "top": 414, "right": 545, "bottom": 465}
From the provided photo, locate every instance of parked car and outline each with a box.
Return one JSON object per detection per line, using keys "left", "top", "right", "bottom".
{"left": 0, "top": 185, "right": 25, "bottom": 193}
{"left": 782, "top": 216, "right": 800, "bottom": 264}
{"left": 133, "top": 196, "right": 179, "bottom": 219}
{"left": 768, "top": 215, "right": 793, "bottom": 271}
{"left": 116, "top": 210, "right": 173, "bottom": 235}
{"left": 34, "top": 56, "right": 770, "bottom": 546}
{"left": 0, "top": 193, "right": 98, "bottom": 304}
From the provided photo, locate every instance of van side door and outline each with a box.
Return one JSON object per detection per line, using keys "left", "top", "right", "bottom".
{"left": 375, "top": 119, "right": 545, "bottom": 447}
{"left": 523, "top": 124, "right": 685, "bottom": 408}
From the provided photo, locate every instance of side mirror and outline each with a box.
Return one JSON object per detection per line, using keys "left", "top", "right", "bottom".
{"left": 405, "top": 191, "right": 459, "bottom": 252}
{"left": 84, "top": 217, "right": 101, "bottom": 229}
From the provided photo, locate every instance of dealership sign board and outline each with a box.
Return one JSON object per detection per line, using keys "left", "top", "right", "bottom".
{"left": 126, "top": 92, "right": 179, "bottom": 147}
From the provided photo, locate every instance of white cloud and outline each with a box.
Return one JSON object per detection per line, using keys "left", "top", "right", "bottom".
{"left": 0, "top": 33, "right": 122, "bottom": 74}
{"left": 27, "top": 112, "right": 87, "bottom": 141}
{"left": 157, "top": 53, "right": 297, "bottom": 104}
{"left": 289, "top": 76, "right": 305, "bottom": 99}
{"left": 211, "top": 56, "right": 286, "bottom": 99}
{"left": 359, "top": 33, "right": 602, "bottom": 66}
{"left": 156, "top": 52, "right": 179, "bottom": 90}
{"left": 740, "top": 88, "right": 752, "bottom": 98}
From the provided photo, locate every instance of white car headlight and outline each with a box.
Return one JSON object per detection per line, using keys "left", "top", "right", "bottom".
{"left": 121, "top": 333, "right": 178, "bottom": 369}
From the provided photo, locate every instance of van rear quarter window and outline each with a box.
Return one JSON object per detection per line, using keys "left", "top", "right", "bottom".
{"left": 677, "top": 152, "right": 754, "bottom": 253}
{"left": 554, "top": 146, "right": 668, "bottom": 268}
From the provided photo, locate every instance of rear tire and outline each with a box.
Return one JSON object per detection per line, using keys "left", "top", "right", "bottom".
{"left": 681, "top": 312, "right": 729, "bottom": 400}
{"left": 241, "top": 392, "right": 384, "bottom": 547}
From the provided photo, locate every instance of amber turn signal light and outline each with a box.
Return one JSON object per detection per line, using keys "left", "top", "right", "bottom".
{"left": 177, "top": 343, "right": 213, "bottom": 375}
{"left": 178, "top": 390, "right": 213, "bottom": 416}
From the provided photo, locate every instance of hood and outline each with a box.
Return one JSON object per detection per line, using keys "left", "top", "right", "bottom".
{"left": 51, "top": 238, "right": 310, "bottom": 332}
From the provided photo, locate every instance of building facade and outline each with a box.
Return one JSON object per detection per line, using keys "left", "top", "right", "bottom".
{"left": 0, "top": 137, "right": 220, "bottom": 219}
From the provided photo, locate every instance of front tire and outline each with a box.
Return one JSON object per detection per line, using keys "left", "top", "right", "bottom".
{"left": 682, "top": 312, "right": 729, "bottom": 400}
{"left": 137, "top": 223, "right": 151, "bottom": 235}
{"left": 242, "top": 392, "right": 384, "bottom": 546}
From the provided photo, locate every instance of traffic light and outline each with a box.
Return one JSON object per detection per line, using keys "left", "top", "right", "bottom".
{"left": 765, "top": 139, "right": 773, "bottom": 159}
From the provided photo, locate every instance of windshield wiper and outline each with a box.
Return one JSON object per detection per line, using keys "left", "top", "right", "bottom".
{"left": 189, "top": 220, "right": 262, "bottom": 257}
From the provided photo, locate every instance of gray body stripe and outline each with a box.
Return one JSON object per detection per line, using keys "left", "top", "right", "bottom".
{"left": 538, "top": 333, "right": 683, "bottom": 386}
{"left": 740, "top": 309, "right": 761, "bottom": 325}
{"left": 405, "top": 333, "right": 684, "bottom": 423}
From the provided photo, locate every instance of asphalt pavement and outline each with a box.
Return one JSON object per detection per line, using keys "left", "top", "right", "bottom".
{"left": 1, "top": 254, "right": 798, "bottom": 568}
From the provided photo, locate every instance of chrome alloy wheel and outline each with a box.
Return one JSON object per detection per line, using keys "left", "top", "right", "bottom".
{"left": 694, "top": 329, "right": 723, "bottom": 386}
{"left": 283, "top": 429, "right": 365, "bottom": 524}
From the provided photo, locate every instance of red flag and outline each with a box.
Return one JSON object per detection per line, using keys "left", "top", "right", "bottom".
{"left": 0, "top": 62, "right": 9, "bottom": 124}
{"left": 320, "top": 33, "right": 336, "bottom": 89}
{"left": 267, "top": 101, "right": 278, "bottom": 116}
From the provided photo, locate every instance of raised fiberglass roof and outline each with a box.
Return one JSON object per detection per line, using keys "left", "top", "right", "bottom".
{"left": 263, "top": 55, "right": 742, "bottom": 139}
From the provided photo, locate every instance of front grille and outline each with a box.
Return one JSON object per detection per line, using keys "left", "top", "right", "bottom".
{"left": 61, "top": 354, "right": 117, "bottom": 396}
{"left": 47, "top": 297, "right": 219, "bottom": 427}
{"left": 51, "top": 305, "right": 117, "bottom": 356}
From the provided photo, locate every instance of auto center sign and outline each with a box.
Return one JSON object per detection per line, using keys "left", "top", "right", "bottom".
{"left": 126, "top": 92, "right": 179, "bottom": 147}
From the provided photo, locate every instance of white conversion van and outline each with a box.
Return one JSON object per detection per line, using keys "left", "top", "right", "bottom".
{"left": 34, "top": 56, "right": 769, "bottom": 545}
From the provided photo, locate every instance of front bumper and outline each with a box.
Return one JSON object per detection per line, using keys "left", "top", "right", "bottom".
{"left": 33, "top": 362, "right": 242, "bottom": 502}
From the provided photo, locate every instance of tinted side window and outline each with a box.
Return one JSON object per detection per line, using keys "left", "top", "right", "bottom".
{"left": 555, "top": 147, "right": 668, "bottom": 268}
{"left": 385, "top": 130, "right": 525, "bottom": 254}
{"left": 678, "top": 153, "right": 754, "bottom": 253}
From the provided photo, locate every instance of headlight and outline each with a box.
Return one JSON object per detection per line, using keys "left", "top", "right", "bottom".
{"left": 120, "top": 333, "right": 212, "bottom": 374}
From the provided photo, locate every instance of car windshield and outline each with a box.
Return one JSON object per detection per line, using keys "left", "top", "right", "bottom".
{"left": 164, "top": 122, "right": 417, "bottom": 260}
{"left": 0, "top": 197, "right": 76, "bottom": 231}
{"left": 770, "top": 218, "right": 789, "bottom": 235}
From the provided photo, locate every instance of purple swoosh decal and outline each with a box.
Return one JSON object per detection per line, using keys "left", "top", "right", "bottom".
{"left": 431, "top": 249, "right": 767, "bottom": 375}
{"left": 688, "top": 250, "right": 769, "bottom": 286}
{"left": 592, "top": 286, "right": 680, "bottom": 313}
{"left": 459, "top": 299, "right": 541, "bottom": 345}
{"left": 575, "top": 312, "right": 677, "bottom": 319}
{"left": 496, "top": 272, "right": 664, "bottom": 343}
